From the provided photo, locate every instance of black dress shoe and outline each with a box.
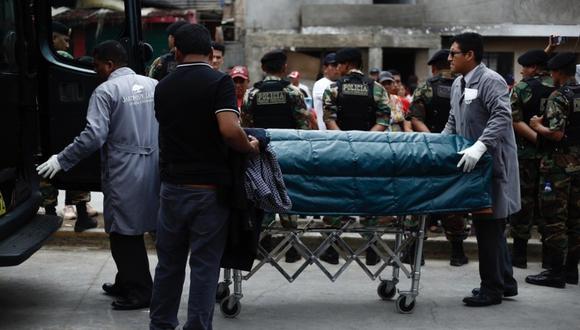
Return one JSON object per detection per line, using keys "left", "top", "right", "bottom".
{"left": 463, "top": 293, "right": 502, "bottom": 307}
{"left": 471, "top": 287, "right": 517, "bottom": 298}
{"left": 111, "top": 297, "right": 150, "bottom": 310}
{"left": 102, "top": 283, "right": 125, "bottom": 297}
{"left": 525, "top": 269, "right": 566, "bottom": 288}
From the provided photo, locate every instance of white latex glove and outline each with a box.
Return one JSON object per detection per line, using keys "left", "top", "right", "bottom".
{"left": 36, "top": 155, "right": 62, "bottom": 179}
{"left": 457, "top": 140, "right": 487, "bottom": 173}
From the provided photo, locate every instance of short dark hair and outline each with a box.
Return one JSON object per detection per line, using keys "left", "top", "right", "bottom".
{"left": 451, "top": 32, "right": 484, "bottom": 63}
{"left": 174, "top": 24, "right": 212, "bottom": 56}
{"left": 212, "top": 42, "right": 225, "bottom": 55}
{"left": 262, "top": 59, "right": 286, "bottom": 74}
{"left": 166, "top": 21, "right": 188, "bottom": 36}
{"left": 92, "top": 40, "right": 128, "bottom": 66}
{"left": 261, "top": 50, "right": 287, "bottom": 73}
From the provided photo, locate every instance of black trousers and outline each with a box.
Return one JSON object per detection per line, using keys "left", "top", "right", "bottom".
{"left": 109, "top": 232, "right": 153, "bottom": 302}
{"left": 472, "top": 216, "right": 517, "bottom": 298}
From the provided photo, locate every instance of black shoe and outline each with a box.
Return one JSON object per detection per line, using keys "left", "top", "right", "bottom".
{"left": 74, "top": 217, "right": 98, "bottom": 232}
{"left": 45, "top": 206, "right": 57, "bottom": 216}
{"left": 450, "top": 255, "right": 469, "bottom": 267}
{"left": 320, "top": 246, "right": 339, "bottom": 265}
{"left": 463, "top": 292, "right": 502, "bottom": 307}
{"left": 102, "top": 282, "right": 125, "bottom": 297}
{"left": 111, "top": 297, "right": 150, "bottom": 310}
{"left": 471, "top": 287, "right": 517, "bottom": 298}
{"left": 285, "top": 246, "right": 301, "bottom": 263}
{"left": 511, "top": 238, "right": 528, "bottom": 269}
{"left": 525, "top": 269, "right": 566, "bottom": 288}
{"left": 365, "top": 247, "right": 379, "bottom": 266}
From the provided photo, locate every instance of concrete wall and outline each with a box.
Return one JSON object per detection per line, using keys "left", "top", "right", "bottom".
{"left": 245, "top": 0, "right": 372, "bottom": 31}
{"left": 301, "top": 0, "right": 580, "bottom": 28}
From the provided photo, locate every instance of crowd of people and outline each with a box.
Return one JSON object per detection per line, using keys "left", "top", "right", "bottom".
{"left": 36, "top": 19, "right": 579, "bottom": 330}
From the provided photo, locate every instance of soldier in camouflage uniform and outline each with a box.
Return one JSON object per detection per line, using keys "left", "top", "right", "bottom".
{"left": 509, "top": 49, "right": 555, "bottom": 268}
{"left": 322, "top": 47, "right": 391, "bottom": 265}
{"left": 526, "top": 52, "right": 580, "bottom": 288}
{"left": 406, "top": 50, "right": 469, "bottom": 267}
{"left": 241, "top": 50, "right": 310, "bottom": 263}
{"left": 148, "top": 21, "right": 188, "bottom": 81}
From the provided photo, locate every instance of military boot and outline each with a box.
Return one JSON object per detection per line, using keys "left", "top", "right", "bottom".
{"left": 285, "top": 246, "right": 301, "bottom": 263}
{"left": 511, "top": 238, "right": 528, "bottom": 269}
{"left": 365, "top": 247, "right": 379, "bottom": 266}
{"left": 564, "top": 251, "right": 579, "bottom": 285}
{"left": 525, "top": 254, "right": 566, "bottom": 288}
{"left": 449, "top": 240, "right": 469, "bottom": 266}
{"left": 45, "top": 205, "right": 57, "bottom": 216}
{"left": 73, "top": 203, "right": 98, "bottom": 233}
{"left": 541, "top": 244, "right": 551, "bottom": 269}
{"left": 320, "top": 245, "right": 339, "bottom": 265}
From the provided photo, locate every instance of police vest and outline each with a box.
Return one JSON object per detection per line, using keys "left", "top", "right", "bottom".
{"left": 155, "top": 53, "right": 177, "bottom": 81}
{"left": 521, "top": 76, "right": 555, "bottom": 125}
{"left": 250, "top": 80, "right": 295, "bottom": 129}
{"left": 335, "top": 75, "right": 377, "bottom": 131}
{"left": 424, "top": 76, "right": 453, "bottom": 133}
{"left": 562, "top": 84, "right": 580, "bottom": 146}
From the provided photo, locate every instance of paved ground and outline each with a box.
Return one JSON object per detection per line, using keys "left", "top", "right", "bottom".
{"left": 0, "top": 248, "right": 578, "bottom": 330}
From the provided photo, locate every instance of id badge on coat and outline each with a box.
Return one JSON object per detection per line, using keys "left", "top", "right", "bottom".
{"left": 464, "top": 88, "right": 478, "bottom": 105}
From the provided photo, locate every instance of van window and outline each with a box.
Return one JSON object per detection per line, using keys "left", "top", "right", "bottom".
{"left": 0, "top": 0, "right": 17, "bottom": 73}
{"left": 49, "top": 1, "right": 126, "bottom": 66}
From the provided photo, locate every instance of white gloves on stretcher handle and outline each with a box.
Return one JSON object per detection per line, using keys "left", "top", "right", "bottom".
{"left": 457, "top": 140, "right": 487, "bottom": 173}
{"left": 37, "top": 155, "right": 62, "bottom": 179}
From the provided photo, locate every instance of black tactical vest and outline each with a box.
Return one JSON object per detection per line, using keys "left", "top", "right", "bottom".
{"left": 250, "top": 79, "right": 295, "bottom": 129}
{"left": 521, "top": 76, "right": 555, "bottom": 125}
{"left": 155, "top": 53, "right": 177, "bottom": 81}
{"left": 562, "top": 84, "right": 580, "bottom": 146}
{"left": 335, "top": 74, "right": 376, "bottom": 131}
{"left": 424, "top": 76, "right": 454, "bottom": 133}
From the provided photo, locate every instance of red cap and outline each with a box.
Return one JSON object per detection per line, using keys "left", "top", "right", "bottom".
{"left": 229, "top": 66, "right": 249, "bottom": 80}
{"left": 288, "top": 71, "right": 300, "bottom": 79}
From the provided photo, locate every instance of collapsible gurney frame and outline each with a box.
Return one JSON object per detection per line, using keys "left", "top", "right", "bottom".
{"left": 216, "top": 215, "right": 428, "bottom": 317}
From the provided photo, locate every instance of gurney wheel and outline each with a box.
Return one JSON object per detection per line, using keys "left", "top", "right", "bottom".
{"left": 395, "top": 295, "right": 415, "bottom": 314}
{"left": 377, "top": 281, "right": 396, "bottom": 300}
{"left": 216, "top": 282, "right": 230, "bottom": 303}
{"left": 220, "top": 296, "right": 241, "bottom": 318}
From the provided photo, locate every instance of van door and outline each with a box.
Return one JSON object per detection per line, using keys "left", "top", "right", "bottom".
{"left": 34, "top": 0, "right": 146, "bottom": 191}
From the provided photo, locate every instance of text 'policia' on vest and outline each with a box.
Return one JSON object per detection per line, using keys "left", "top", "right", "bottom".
{"left": 425, "top": 75, "right": 453, "bottom": 133}
{"left": 336, "top": 74, "right": 377, "bottom": 131}
{"left": 251, "top": 79, "right": 295, "bottom": 129}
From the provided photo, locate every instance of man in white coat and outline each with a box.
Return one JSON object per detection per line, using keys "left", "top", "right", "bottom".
{"left": 37, "top": 40, "right": 159, "bottom": 310}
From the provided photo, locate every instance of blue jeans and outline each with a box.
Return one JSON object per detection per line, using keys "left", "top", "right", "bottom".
{"left": 150, "top": 183, "right": 229, "bottom": 330}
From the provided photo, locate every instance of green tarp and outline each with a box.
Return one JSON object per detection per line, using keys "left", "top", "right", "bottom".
{"left": 268, "top": 129, "right": 493, "bottom": 216}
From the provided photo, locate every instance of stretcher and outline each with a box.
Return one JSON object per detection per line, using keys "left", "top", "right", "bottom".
{"left": 217, "top": 130, "right": 493, "bottom": 317}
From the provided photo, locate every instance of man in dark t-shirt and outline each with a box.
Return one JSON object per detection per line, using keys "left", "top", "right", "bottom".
{"left": 150, "top": 23, "right": 259, "bottom": 330}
